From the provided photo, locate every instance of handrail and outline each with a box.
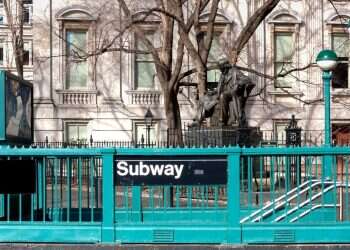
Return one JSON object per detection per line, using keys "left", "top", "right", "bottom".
{"left": 241, "top": 179, "right": 335, "bottom": 223}
{"left": 289, "top": 204, "right": 339, "bottom": 223}
{"left": 240, "top": 179, "right": 322, "bottom": 223}
{"left": 273, "top": 183, "right": 338, "bottom": 222}
{"left": 286, "top": 183, "right": 348, "bottom": 223}
{"left": 242, "top": 181, "right": 348, "bottom": 223}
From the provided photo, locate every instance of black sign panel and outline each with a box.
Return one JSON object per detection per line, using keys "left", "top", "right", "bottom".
{"left": 115, "top": 155, "right": 227, "bottom": 186}
{"left": 0, "top": 160, "right": 36, "bottom": 193}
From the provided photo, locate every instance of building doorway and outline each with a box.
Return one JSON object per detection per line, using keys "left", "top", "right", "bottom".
{"left": 333, "top": 124, "right": 350, "bottom": 146}
{"left": 332, "top": 124, "right": 350, "bottom": 181}
{"left": 332, "top": 123, "right": 350, "bottom": 221}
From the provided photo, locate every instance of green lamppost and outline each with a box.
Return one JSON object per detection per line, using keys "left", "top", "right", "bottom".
{"left": 316, "top": 50, "right": 337, "bottom": 215}
{"left": 316, "top": 49, "right": 338, "bottom": 146}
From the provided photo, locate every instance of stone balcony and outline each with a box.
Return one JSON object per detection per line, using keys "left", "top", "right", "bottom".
{"left": 56, "top": 89, "right": 98, "bottom": 106}
{"left": 126, "top": 90, "right": 162, "bottom": 105}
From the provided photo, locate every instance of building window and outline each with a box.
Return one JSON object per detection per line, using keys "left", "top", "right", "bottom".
{"left": 56, "top": 8, "right": 96, "bottom": 92}
{"left": 274, "top": 31, "right": 295, "bottom": 88}
{"left": 66, "top": 123, "right": 88, "bottom": 143}
{"left": 134, "top": 123, "right": 156, "bottom": 145}
{"left": 332, "top": 33, "right": 350, "bottom": 88}
{"left": 66, "top": 30, "right": 88, "bottom": 89}
{"left": 274, "top": 121, "right": 289, "bottom": 145}
{"left": 135, "top": 33, "right": 156, "bottom": 89}
{"left": 207, "top": 32, "right": 224, "bottom": 88}
{"left": 23, "top": 41, "right": 32, "bottom": 66}
{"left": 0, "top": 41, "right": 4, "bottom": 65}
{"left": 23, "top": 3, "right": 32, "bottom": 24}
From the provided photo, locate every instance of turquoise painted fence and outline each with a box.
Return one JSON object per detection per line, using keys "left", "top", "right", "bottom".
{"left": 0, "top": 146, "right": 350, "bottom": 244}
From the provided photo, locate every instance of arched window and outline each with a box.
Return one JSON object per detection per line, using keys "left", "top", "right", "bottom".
{"left": 200, "top": 12, "right": 232, "bottom": 88}
{"left": 268, "top": 11, "right": 302, "bottom": 89}
{"left": 56, "top": 6, "right": 97, "bottom": 89}
{"left": 133, "top": 13, "right": 160, "bottom": 90}
{"left": 327, "top": 14, "right": 350, "bottom": 89}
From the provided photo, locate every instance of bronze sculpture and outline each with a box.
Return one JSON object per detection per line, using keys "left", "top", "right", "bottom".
{"left": 193, "top": 60, "right": 256, "bottom": 128}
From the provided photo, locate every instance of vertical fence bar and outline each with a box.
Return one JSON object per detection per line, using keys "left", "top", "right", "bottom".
{"left": 247, "top": 156, "right": 252, "bottom": 208}
{"left": 227, "top": 151, "right": 241, "bottom": 243}
{"left": 346, "top": 157, "right": 349, "bottom": 221}
{"left": 90, "top": 157, "right": 94, "bottom": 222}
{"left": 102, "top": 149, "right": 115, "bottom": 243}
{"left": 296, "top": 156, "right": 300, "bottom": 212}
{"left": 31, "top": 193, "right": 35, "bottom": 222}
{"left": 323, "top": 152, "right": 335, "bottom": 220}
{"left": 43, "top": 157, "right": 46, "bottom": 222}
{"left": 270, "top": 156, "right": 275, "bottom": 217}
{"left": 175, "top": 186, "right": 180, "bottom": 208}
{"left": 333, "top": 156, "right": 337, "bottom": 222}
{"left": 187, "top": 185, "right": 192, "bottom": 209}
{"left": 6, "top": 194, "right": 9, "bottom": 222}
{"left": 37, "top": 159, "right": 43, "bottom": 213}
{"left": 78, "top": 157, "right": 82, "bottom": 223}
{"left": 19, "top": 194, "right": 22, "bottom": 222}
{"left": 132, "top": 186, "right": 142, "bottom": 221}
{"left": 259, "top": 156, "right": 263, "bottom": 210}
{"left": 67, "top": 158, "right": 71, "bottom": 222}
{"left": 53, "top": 158, "right": 59, "bottom": 222}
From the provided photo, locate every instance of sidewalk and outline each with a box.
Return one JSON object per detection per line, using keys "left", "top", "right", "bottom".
{"left": 0, "top": 245, "right": 350, "bottom": 250}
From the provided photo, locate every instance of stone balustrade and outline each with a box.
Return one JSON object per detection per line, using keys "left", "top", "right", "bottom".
{"left": 56, "top": 89, "right": 98, "bottom": 106}
{"left": 126, "top": 90, "right": 162, "bottom": 105}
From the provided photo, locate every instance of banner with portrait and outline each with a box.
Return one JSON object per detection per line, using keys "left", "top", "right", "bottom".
{"left": 4, "top": 72, "right": 33, "bottom": 145}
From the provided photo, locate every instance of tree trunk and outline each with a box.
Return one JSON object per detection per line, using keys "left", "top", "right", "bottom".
{"left": 164, "top": 89, "right": 183, "bottom": 147}
{"left": 16, "top": 0, "right": 24, "bottom": 78}
{"left": 197, "top": 65, "right": 207, "bottom": 96}
{"left": 4, "top": 0, "right": 24, "bottom": 78}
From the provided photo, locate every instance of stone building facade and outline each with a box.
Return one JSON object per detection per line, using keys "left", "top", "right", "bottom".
{"left": 3, "top": 0, "right": 350, "bottom": 145}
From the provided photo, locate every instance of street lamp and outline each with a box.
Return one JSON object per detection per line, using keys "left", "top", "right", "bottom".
{"left": 144, "top": 107, "right": 154, "bottom": 147}
{"left": 316, "top": 49, "right": 338, "bottom": 146}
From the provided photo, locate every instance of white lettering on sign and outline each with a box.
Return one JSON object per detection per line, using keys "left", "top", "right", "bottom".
{"left": 116, "top": 161, "right": 184, "bottom": 179}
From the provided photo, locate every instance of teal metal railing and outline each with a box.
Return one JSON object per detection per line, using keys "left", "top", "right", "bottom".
{"left": 0, "top": 147, "right": 113, "bottom": 243}
{"left": 0, "top": 155, "right": 102, "bottom": 223}
{"left": 239, "top": 147, "right": 350, "bottom": 224}
{"left": 0, "top": 146, "right": 350, "bottom": 244}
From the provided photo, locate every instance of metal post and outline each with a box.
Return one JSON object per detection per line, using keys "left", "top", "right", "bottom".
{"left": 131, "top": 187, "right": 142, "bottom": 222}
{"left": 101, "top": 149, "right": 115, "bottom": 243}
{"left": 147, "top": 125, "right": 151, "bottom": 147}
{"left": 322, "top": 71, "right": 335, "bottom": 219}
{"left": 323, "top": 71, "right": 332, "bottom": 147}
{"left": 323, "top": 71, "right": 333, "bottom": 180}
{"left": 226, "top": 152, "right": 241, "bottom": 243}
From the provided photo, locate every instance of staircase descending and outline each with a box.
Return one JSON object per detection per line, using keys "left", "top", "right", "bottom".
{"left": 240, "top": 179, "right": 343, "bottom": 223}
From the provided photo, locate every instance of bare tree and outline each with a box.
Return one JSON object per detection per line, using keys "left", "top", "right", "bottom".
{"left": 112, "top": 0, "right": 285, "bottom": 145}
{"left": 116, "top": 0, "right": 186, "bottom": 145}
{"left": 230, "top": 0, "right": 280, "bottom": 64}
{"left": 3, "top": 0, "right": 25, "bottom": 78}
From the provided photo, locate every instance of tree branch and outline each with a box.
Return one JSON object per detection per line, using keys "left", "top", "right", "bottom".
{"left": 231, "top": 0, "right": 281, "bottom": 64}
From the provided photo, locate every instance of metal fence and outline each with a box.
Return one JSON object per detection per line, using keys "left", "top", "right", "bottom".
{"left": 1, "top": 146, "right": 350, "bottom": 244}
{"left": 33, "top": 128, "right": 334, "bottom": 149}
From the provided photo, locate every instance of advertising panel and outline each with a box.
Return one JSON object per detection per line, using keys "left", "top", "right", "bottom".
{"left": 0, "top": 71, "right": 33, "bottom": 145}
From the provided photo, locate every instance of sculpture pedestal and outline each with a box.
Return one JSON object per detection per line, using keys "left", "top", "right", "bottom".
{"left": 185, "top": 126, "right": 262, "bottom": 147}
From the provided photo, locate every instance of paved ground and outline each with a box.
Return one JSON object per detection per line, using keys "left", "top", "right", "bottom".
{"left": 1, "top": 245, "right": 350, "bottom": 250}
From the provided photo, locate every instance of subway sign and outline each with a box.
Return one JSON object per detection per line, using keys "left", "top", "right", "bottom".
{"left": 115, "top": 156, "right": 227, "bottom": 186}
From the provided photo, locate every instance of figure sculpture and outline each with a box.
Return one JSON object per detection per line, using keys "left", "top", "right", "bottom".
{"left": 192, "top": 60, "right": 256, "bottom": 127}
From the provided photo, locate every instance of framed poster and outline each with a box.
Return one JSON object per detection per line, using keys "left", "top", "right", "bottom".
{"left": 0, "top": 71, "right": 33, "bottom": 145}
